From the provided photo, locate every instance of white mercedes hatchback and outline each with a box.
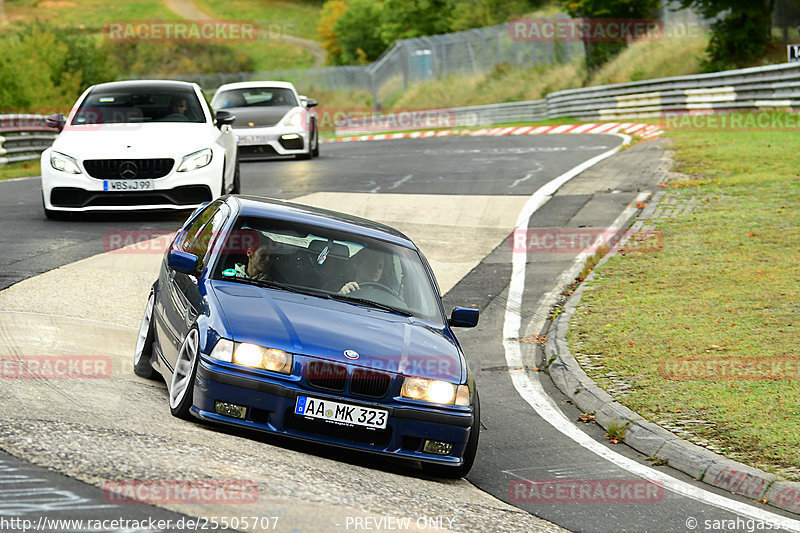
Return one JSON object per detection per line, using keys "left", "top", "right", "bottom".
{"left": 41, "top": 80, "right": 239, "bottom": 218}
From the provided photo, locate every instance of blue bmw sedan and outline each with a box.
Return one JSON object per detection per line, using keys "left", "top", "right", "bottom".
{"left": 134, "top": 195, "right": 480, "bottom": 478}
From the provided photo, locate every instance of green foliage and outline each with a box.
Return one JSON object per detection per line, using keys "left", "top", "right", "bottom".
{"left": 109, "top": 41, "right": 253, "bottom": 76}
{"left": 377, "top": 0, "right": 453, "bottom": 43}
{"left": 677, "top": 0, "right": 773, "bottom": 70}
{"left": 451, "top": 0, "right": 541, "bottom": 31}
{"left": 319, "top": 0, "right": 546, "bottom": 65}
{"left": 331, "top": 0, "right": 384, "bottom": 64}
{"left": 561, "top": 0, "right": 661, "bottom": 71}
{"left": 0, "top": 23, "right": 115, "bottom": 111}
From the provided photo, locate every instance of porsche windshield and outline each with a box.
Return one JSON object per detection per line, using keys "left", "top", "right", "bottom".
{"left": 213, "top": 217, "right": 444, "bottom": 323}
{"left": 72, "top": 86, "right": 205, "bottom": 125}
{"left": 212, "top": 88, "right": 298, "bottom": 109}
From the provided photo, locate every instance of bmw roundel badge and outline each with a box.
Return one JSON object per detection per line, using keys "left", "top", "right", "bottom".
{"left": 344, "top": 350, "right": 359, "bottom": 360}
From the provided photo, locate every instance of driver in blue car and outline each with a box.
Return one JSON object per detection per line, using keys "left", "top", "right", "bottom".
{"left": 235, "top": 237, "right": 280, "bottom": 281}
{"left": 339, "top": 248, "right": 387, "bottom": 295}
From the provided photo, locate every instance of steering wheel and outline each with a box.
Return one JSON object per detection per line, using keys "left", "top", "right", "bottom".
{"left": 357, "top": 281, "right": 401, "bottom": 298}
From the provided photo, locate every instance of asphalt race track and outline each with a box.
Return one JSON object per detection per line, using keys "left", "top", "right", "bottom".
{"left": 0, "top": 135, "right": 798, "bottom": 533}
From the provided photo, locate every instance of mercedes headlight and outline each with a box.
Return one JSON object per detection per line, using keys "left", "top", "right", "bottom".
{"left": 178, "top": 148, "right": 212, "bottom": 172}
{"left": 50, "top": 151, "right": 81, "bottom": 174}
{"left": 401, "top": 376, "right": 470, "bottom": 406}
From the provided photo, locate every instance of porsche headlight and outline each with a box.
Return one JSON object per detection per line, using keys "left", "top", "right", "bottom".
{"left": 401, "top": 376, "right": 470, "bottom": 406}
{"left": 50, "top": 151, "right": 81, "bottom": 174}
{"left": 177, "top": 148, "right": 212, "bottom": 172}
{"left": 282, "top": 109, "right": 303, "bottom": 128}
{"left": 232, "top": 343, "right": 293, "bottom": 374}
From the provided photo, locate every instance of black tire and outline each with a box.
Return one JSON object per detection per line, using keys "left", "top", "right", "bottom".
{"left": 311, "top": 121, "right": 319, "bottom": 157}
{"left": 169, "top": 327, "right": 200, "bottom": 420}
{"left": 421, "top": 388, "right": 480, "bottom": 479}
{"left": 133, "top": 291, "right": 157, "bottom": 379}
{"left": 230, "top": 155, "right": 241, "bottom": 194}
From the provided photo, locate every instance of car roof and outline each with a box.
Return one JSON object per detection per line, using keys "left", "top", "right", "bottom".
{"left": 215, "top": 81, "right": 298, "bottom": 92}
{"left": 230, "top": 196, "right": 416, "bottom": 249}
{"left": 89, "top": 80, "right": 200, "bottom": 92}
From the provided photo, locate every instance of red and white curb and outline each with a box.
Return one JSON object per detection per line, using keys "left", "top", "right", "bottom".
{"left": 324, "top": 123, "right": 664, "bottom": 143}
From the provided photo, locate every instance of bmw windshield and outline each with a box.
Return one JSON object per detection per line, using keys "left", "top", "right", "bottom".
{"left": 212, "top": 216, "right": 444, "bottom": 324}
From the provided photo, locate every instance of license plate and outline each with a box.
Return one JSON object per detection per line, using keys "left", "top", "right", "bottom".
{"left": 103, "top": 179, "right": 154, "bottom": 191}
{"left": 295, "top": 396, "right": 388, "bottom": 429}
{"left": 237, "top": 135, "right": 270, "bottom": 146}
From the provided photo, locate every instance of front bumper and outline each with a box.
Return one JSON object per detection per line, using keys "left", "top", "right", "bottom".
{"left": 40, "top": 150, "right": 223, "bottom": 212}
{"left": 234, "top": 126, "right": 310, "bottom": 159}
{"left": 192, "top": 356, "right": 474, "bottom": 466}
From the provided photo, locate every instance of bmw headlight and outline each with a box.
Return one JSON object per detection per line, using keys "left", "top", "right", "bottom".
{"left": 282, "top": 109, "right": 303, "bottom": 128}
{"left": 401, "top": 376, "right": 470, "bottom": 406}
{"left": 50, "top": 151, "right": 81, "bottom": 174}
{"left": 207, "top": 339, "right": 294, "bottom": 374}
{"left": 177, "top": 148, "right": 212, "bottom": 172}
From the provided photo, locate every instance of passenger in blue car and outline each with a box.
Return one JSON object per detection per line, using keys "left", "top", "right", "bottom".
{"left": 234, "top": 237, "right": 280, "bottom": 281}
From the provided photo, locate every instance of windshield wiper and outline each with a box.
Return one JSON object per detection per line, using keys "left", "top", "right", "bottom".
{"left": 325, "top": 293, "right": 412, "bottom": 317}
{"left": 223, "top": 276, "right": 314, "bottom": 296}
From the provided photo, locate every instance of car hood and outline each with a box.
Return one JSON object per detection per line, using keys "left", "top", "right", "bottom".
{"left": 211, "top": 281, "right": 463, "bottom": 382}
{"left": 226, "top": 106, "right": 293, "bottom": 128}
{"left": 52, "top": 123, "right": 220, "bottom": 159}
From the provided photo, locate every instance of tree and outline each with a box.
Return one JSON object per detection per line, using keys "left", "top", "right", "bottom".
{"left": 318, "top": 0, "right": 348, "bottom": 65}
{"left": 377, "top": 0, "right": 454, "bottom": 44}
{"left": 677, "top": 0, "right": 774, "bottom": 70}
{"left": 332, "top": 0, "right": 385, "bottom": 64}
{"left": 562, "top": 0, "right": 661, "bottom": 71}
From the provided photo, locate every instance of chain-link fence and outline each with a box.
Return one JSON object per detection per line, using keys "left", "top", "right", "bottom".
{"left": 161, "top": 21, "right": 585, "bottom": 108}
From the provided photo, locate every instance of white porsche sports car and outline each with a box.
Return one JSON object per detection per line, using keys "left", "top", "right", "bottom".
{"left": 210, "top": 81, "right": 319, "bottom": 161}
{"left": 41, "top": 80, "right": 239, "bottom": 218}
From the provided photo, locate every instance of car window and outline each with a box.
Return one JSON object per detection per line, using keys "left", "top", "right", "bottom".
{"left": 179, "top": 201, "right": 229, "bottom": 267}
{"left": 213, "top": 88, "right": 297, "bottom": 109}
{"left": 72, "top": 87, "right": 206, "bottom": 124}
{"left": 213, "top": 216, "right": 444, "bottom": 323}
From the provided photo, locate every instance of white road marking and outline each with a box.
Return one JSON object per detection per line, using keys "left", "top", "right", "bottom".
{"left": 502, "top": 134, "right": 800, "bottom": 530}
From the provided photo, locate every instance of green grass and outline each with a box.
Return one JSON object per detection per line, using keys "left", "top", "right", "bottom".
{"left": 192, "top": 0, "right": 322, "bottom": 41}
{"left": 0, "top": 160, "right": 39, "bottom": 180}
{"left": 568, "top": 114, "right": 800, "bottom": 480}
{"left": 3, "top": 0, "right": 180, "bottom": 29}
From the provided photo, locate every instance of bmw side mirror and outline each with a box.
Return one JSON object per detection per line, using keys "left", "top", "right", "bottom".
{"left": 168, "top": 250, "right": 199, "bottom": 274}
{"left": 305, "top": 98, "right": 318, "bottom": 108}
{"left": 449, "top": 307, "right": 479, "bottom": 328}
{"left": 46, "top": 113, "right": 66, "bottom": 132}
{"left": 215, "top": 110, "right": 235, "bottom": 128}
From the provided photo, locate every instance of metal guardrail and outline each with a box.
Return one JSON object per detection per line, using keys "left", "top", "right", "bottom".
{"left": 333, "top": 62, "right": 800, "bottom": 135}
{"left": 0, "top": 115, "right": 57, "bottom": 165}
